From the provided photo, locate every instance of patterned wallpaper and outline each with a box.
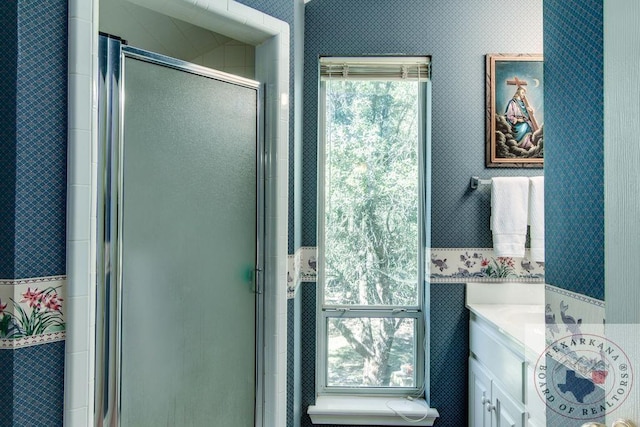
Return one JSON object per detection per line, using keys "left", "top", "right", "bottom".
{"left": 543, "top": 0, "right": 604, "bottom": 301}
{"left": 0, "top": 0, "right": 68, "bottom": 425}
{"left": 0, "top": 3, "right": 18, "bottom": 279}
{"left": 429, "top": 284, "right": 469, "bottom": 427}
{"left": 14, "top": 0, "right": 68, "bottom": 279}
{"left": 301, "top": 0, "right": 542, "bottom": 426}
{"left": 303, "top": 0, "right": 544, "bottom": 249}
{"left": 6, "top": 341, "right": 66, "bottom": 427}
{"left": 302, "top": 1, "right": 544, "bottom": 426}
{"left": 0, "top": 0, "right": 606, "bottom": 425}
{"left": 0, "top": 0, "right": 68, "bottom": 280}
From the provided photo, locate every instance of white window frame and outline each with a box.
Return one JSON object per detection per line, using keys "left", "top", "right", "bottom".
{"left": 316, "top": 56, "right": 432, "bottom": 399}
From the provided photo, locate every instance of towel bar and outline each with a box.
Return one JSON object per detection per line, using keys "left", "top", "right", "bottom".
{"left": 470, "top": 176, "right": 492, "bottom": 190}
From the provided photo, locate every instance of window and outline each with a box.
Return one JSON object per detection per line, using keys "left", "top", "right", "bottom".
{"left": 317, "top": 57, "right": 430, "bottom": 397}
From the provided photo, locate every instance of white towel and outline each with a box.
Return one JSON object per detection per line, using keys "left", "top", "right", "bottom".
{"left": 491, "top": 177, "right": 529, "bottom": 258}
{"left": 528, "top": 176, "right": 545, "bottom": 263}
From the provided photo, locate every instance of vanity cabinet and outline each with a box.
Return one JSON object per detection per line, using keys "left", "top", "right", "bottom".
{"left": 468, "top": 313, "right": 530, "bottom": 427}
{"left": 470, "top": 358, "right": 525, "bottom": 427}
{"left": 466, "top": 283, "right": 546, "bottom": 427}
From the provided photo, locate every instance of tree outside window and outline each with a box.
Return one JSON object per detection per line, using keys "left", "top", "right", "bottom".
{"left": 319, "top": 71, "right": 427, "bottom": 394}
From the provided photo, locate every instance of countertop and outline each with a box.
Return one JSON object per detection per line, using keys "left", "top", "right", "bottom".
{"left": 466, "top": 282, "right": 546, "bottom": 359}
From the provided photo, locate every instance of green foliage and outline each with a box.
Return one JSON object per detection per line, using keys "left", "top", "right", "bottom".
{"left": 324, "top": 80, "right": 420, "bottom": 307}
{"left": 0, "top": 314, "right": 17, "bottom": 338}
{"left": 0, "top": 287, "right": 65, "bottom": 339}
{"left": 482, "top": 257, "right": 517, "bottom": 278}
{"left": 323, "top": 80, "right": 422, "bottom": 386}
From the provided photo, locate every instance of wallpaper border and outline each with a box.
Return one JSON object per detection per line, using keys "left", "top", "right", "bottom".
{"left": 430, "top": 248, "right": 545, "bottom": 283}
{"left": 288, "top": 247, "right": 316, "bottom": 298}
{"left": 287, "top": 247, "right": 545, "bottom": 298}
{"left": 0, "top": 276, "right": 66, "bottom": 349}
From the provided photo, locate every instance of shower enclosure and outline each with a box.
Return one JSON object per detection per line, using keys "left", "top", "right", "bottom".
{"left": 95, "top": 34, "right": 264, "bottom": 426}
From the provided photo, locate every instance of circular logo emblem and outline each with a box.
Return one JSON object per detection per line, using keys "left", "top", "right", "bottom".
{"left": 533, "top": 333, "right": 633, "bottom": 420}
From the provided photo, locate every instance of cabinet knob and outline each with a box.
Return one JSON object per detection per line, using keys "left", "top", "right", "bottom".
{"left": 481, "top": 395, "right": 489, "bottom": 405}
{"left": 612, "top": 420, "right": 636, "bottom": 427}
{"left": 485, "top": 402, "right": 495, "bottom": 412}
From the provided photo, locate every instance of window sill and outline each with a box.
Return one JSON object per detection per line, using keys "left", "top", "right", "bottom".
{"left": 307, "top": 395, "right": 439, "bottom": 426}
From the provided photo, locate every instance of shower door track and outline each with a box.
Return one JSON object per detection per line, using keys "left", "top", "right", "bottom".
{"left": 95, "top": 34, "right": 265, "bottom": 427}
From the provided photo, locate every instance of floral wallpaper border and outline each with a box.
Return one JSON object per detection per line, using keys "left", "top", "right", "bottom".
{"left": 430, "top": 248, "right": 545, "bottom": 283}
{"left": 288, "top": 247, "right": 317, "bottom": 299}
{"left": 0, "top": 276, "right": 66, "bottom": 349}
{"left": 287, "top": 247, "right": 545, "bottom": 297}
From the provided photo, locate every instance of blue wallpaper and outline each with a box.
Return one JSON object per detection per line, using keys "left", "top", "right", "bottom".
{"left": 13, "top": 341, "right": 64, "bottom": 427}
{"left": 14, "top": 0, "right": 68, "bottom": 279}
{"left": 303, "top": 0, "right": 544, "bottom": 249}
{"left": 300, "top": 285, "right": 316, "bottom": 427}
{"left": 429, "top": 284, "right": 469, "bottom": 427}
{"left": 301, "top": 1, "right": 543, "bottom": 426}
{"left": 0, "top": 0, "right": 68, "bottom": 424}
{"left": 0, "top": 342, "right": 65, "bottom": 427}
{"left": 0, "top": 349, "right": 15, "bottom": 424}
{"left": 0, "top": 0, "right": 68, "bottom": 280}
{"left": 543, "top": 0, "right": 604, "bottom": 301}
{"left": 287, "top": 297, "right": 296, "bottom": 427}
{"left": 0, "top": 3, "right": 18, "bottom": 279}
{"left": 13, "top": 342, "right": 65, "bottom": 426}
{"left": 236, "top": 0, "right": 293, "bottom": 23}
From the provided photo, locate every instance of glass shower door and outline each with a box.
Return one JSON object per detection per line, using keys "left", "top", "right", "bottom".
{"left": 116, "top": 52, "right": 260, "bottom": 426}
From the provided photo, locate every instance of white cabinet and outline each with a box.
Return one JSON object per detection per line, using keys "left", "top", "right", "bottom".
{"left": 469, "top": 357, "right": 492, "bottom": 427}
{"left": 469, "top": 357, "right": 526, "bottom": 427}
{"left": 491, "top": 373, "right": 526, "bottom": 427}
{"left": 469, "top": 313, "right": 529, "bottom": 427}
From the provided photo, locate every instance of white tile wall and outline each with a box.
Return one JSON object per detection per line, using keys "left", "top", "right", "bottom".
{"left": 65, "top": 0, "right": 96, "bottom": 425}
{"left": 65, "top": 1, "right": 289, "bottom": 426}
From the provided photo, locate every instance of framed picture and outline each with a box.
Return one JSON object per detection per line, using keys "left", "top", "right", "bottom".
{"left": 486, "top": 54, "right": 544, "bottom": 168}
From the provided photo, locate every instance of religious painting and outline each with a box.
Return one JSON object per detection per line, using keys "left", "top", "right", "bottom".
{"left": 486, "top": 54, "right": 544, "bottom": 168}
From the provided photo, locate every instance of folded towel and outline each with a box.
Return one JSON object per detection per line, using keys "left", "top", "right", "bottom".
{"left": 528, "top": 176, "right": 545, "bottom": 263}
{"left": 491, "top": 177, "right": 529, "bottom": 258}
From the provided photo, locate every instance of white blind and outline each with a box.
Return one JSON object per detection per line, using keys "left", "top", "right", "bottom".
{"left": 320, "top": 56, "right": 430, "bottom": 81}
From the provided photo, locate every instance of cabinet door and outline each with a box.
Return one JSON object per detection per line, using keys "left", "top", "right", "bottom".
{"left": 493, "top": 380, "right": 526, "bottom": 427}
{"left": 469, "top": 358, "right": 492, "bottom": 427}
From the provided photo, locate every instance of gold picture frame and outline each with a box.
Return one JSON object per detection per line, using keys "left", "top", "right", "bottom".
{"left": 486, "top": 54, "right": 544, "bottom": 168}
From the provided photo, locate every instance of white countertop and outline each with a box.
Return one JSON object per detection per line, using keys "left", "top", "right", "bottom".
{"left": 466, "top": 282, "right": 546, "bottom": 358}
{"left": 466, "top": 303, "right": 546, "bottom": 357}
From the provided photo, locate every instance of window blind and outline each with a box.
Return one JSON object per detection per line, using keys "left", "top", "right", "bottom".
{"left": 320, "top": 56, "right": 430, "bottom": 81}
